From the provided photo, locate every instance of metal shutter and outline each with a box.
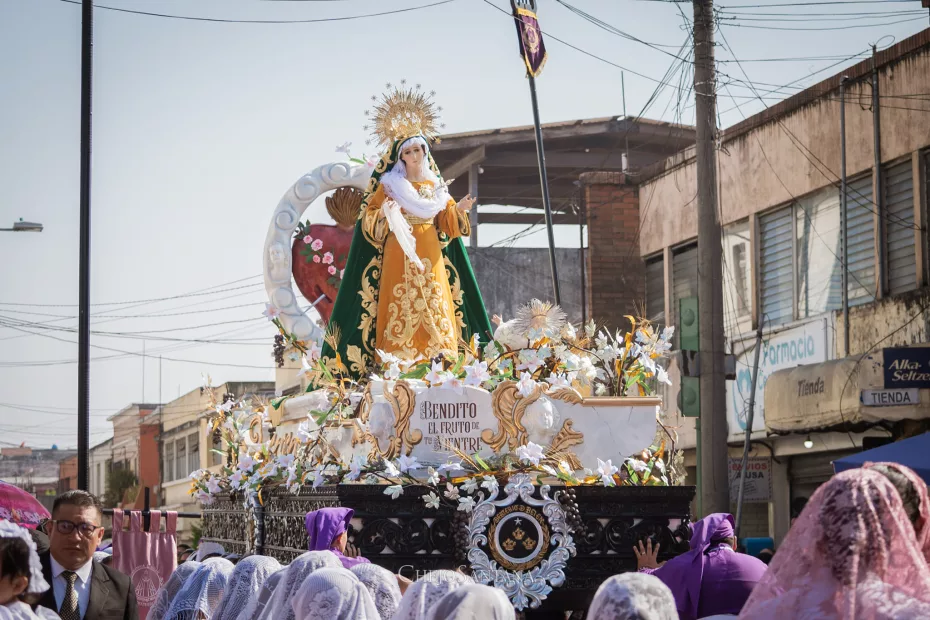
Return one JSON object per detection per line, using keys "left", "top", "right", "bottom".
{"left": 846, "top": 174, "right": 876, "bottom": 306}
{"left": 760, "top": 207, "right": 794, "bottom": 325}
{"left": 884, "top": 160, "right": 917, "bottom": 295}
{"left": 672, "top": 244, "right": 698, "bottom": 348}
{"left": 645, "top": 255, "right": 665, "bottom": 327}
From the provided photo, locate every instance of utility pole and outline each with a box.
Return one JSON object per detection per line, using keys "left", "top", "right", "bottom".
{"left": 77, "top": 0, "right": 94, "bottom": 492}
{"left": 693, "top": 0, "right": 728, "bottom": 515}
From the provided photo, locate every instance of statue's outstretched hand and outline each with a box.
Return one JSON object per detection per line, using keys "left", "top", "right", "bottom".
{"left": 457, "top": 194, "right": 476, "bottom": 212}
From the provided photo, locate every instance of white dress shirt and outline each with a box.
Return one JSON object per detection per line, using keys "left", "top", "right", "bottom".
{"left": 50, "top": 556, "right": 94, "bottom": 619}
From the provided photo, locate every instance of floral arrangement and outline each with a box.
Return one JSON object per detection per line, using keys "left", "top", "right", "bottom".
{"left": 294, "top": 221, "right": 345, "bottom": 287}
{"left": 367, "top": 300, "right": 674, "bottom": 400}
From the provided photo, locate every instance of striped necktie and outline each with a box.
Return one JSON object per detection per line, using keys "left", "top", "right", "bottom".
{"left": 60, "top": 571, "right": 81, "bottom": 620}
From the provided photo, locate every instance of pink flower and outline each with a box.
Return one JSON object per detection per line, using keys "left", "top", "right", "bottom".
{"left": 313, "top": 255, "right": 321, "bottom": 263}
{"left": 328, "top": 265, "right": 337, "bottom": 276}
{"left": 302, "top": 235, "right": 313, "bottom": 245}
{"left": 322, "top": 252, "right": 334, "bottom": 265}
{"left": 366, "top": 156, "right": 378, "bottom": 168}
{"left": 311, "top": 239, "right": 324, "bottom": 251}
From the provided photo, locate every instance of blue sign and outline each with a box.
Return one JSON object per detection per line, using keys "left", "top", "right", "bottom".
{"left": 884, "top": 347, "right": 930, "bottom": 389}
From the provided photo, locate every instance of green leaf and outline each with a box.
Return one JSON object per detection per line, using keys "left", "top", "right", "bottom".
{"left": 474, "top": 455, "right": 491, "bottom": 471}
{"left": 311, "top": 408, "right": 332, "bottom": 426}
{"left": 271, "top": 395, "right": 291, "bottom": 410}
{"left": 210, "top": 449, "right": 226, "bottom": 457}
{"left": 400, "top": 365, "right": 429, "bottom": 380}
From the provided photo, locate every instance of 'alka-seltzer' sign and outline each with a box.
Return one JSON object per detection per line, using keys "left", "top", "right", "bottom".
{"left": 884, "top": 347, "right": 930, "bottom": 389}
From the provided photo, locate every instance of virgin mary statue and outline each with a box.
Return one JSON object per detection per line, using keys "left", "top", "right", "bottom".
{"left": 319, "top": 85, "right": 493, "bottom": 378}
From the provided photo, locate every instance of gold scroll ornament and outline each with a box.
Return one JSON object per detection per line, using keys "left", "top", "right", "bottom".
{"left": 358, "top": 381, "right": 423, "bottom": 463}
{"left": 482, "top": 381, "right": 585, "bottom": 470}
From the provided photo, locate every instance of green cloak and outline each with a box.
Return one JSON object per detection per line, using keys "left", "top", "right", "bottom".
{"left": 318, "top": 136, "right": 493, "bottom": 381}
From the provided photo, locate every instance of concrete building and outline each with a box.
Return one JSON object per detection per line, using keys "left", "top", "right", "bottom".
{"left": 616, "top": 29, "right": 930, "bottom": 544}
{"left": 88, "top": 438, "right": 113, "bottom": 500}
{"left": 107, "top": 404, "right": 161, "bottom": 505}
{"left": 158, "top": 381, "right": 274, "bottom": 541}
{"left": 58, "top": 455, "right": 78, "bottom": 493}
{"left": 0, "top": 447, "right": 77, "bottom": 511}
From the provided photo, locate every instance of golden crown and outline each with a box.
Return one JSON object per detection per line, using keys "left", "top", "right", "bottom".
{"left": 364, "top": 81, "right": 444, "bottom": 150}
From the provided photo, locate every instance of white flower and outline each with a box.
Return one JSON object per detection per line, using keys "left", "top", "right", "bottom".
{"left": 626, "top": 458, "right": 650, "bottom": 474}
{"left": 376, "top": 349, "right": 403, "bottom": 366}
{"left": 422, "top": 491, "right": 441, "bottom": 510}
{"left": 276, "top": 453, "right": 295, "bottom": 469}
{"left": 335, "top": 141, "right": 352, "bottom": 154}
{"left": 595, "top": 383, "right": 608, "bottom": 396}
{"left": 517, "top": 349, "right": 543, "bottom": 373}
{"left": 307, "top": 340, "right": 323, "bottom": 362}
{"left": 424, "top": 361, "right": 446, "bottom": 385}
{"left": 311, "top": 465, "right": 325, "bottom": 489}
{"left": 427, "top": 467, "right": 440, "bottom": 486}
{"left": 384, "top": 484, "right": 404, "bottom": 500}
{"left": 444, "top": 483, "right": 460, "bottom": 500}
{"left": 660, "top": 325, "right": 675, "bottom": 344}
{"left": 517, "top": 372, "right": 538, "bottom": 398}
{"left": 217, "top": 400, "right": 235, "bottom": 414}
{"left": 639, "top": 352, "right": 657, "bottom": 375}
{"left": 656, "top": 365, "right": 672, "bottom": 386}
{"left": 298, "top": 419, "right": 315, "bottom": 442}
{"left": 383, "top": 459, "right": 401, "bottom": 478}
{"left": 457, "top": 496, "right": 476, "bottom": 513}
{"left": 442, "top": 375, "right": 464, "bottom": 394}
{"left": 480, "top": 476, "right": 499, "bottom": 495}
{"left": 206, "top": 478, "right": 222, "bottom": 494}
{"left": 437, "top": 461, "right": 463, "bottom": 477}
{"left": 195, "top": 490, "right": 214, "bottom": 505}
{"left": 597, "top": 458, "right": 619, "bottom": 487}
{"left": 384, "top": 362, "right": 402, "bottom": 381}
{"left": 463, "top": 360, "right": 491, "bottom": 387}
{"left": 345, "top": 455, "right": 366, "bottom": 481}
{"left": 546, "top": 373, "right": 570, "bottom": 389}
{"left": 229, "top": 469, "right": 246, "bottom": 490}
{"left": 562, "top": 353, "right": 582, "bottom": 372}
{"left": 460, "top": 478, "right": 479, "bottom": 494}
{"left": 263, "top": 303, "right": 280, "bottom": 321}
{"left": 237, "top": 454, "right": 256, "bottom": 471}
{"left": 539, "top": 464, "right": 558, "bottom": 476}
{"left": 515, "top": 442, "right": 545, "bottom": 466}
{"left": 396, "top": 454, "right": 420, "bottom": 474}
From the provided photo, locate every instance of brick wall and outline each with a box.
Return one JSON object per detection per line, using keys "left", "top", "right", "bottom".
{"left": 581, "top": 171, "right": 645, "bottom": 331}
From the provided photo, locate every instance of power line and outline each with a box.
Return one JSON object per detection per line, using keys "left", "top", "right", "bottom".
{"left": 720, "top": 15, "right": 926, "bottom": 31}
{"left": 55, "top": 0, "right": 458, "bottom": 23}
{"left": 0, "top": 279, "right": 262, "bottom": 308}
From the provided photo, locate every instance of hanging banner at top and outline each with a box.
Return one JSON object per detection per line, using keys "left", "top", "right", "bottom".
{"left": 510, "top": 0, "right": 548, "bottom": 77}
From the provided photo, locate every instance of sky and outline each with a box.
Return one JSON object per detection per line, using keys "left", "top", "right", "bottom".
{"left": 1, "top": 0, "right": 927, "bottom": 449}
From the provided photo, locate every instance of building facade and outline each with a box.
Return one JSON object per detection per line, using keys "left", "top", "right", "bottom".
{"left": 630, "top": 30, "right": 930, "bottom": 543}
{"left": 158, "top": 381, "right": 274, "bottom": 541}
{"left": 88, "top": 438, "right": 113, "bottom": 500}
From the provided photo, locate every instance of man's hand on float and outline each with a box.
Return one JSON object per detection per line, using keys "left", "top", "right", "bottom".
{"left": 457, "top": 194, "right": 476, "bottom": 212}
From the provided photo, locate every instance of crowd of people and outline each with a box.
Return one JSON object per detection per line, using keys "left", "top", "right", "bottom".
{"left": 2, "top": 460, "right": 930, "bottom": 619}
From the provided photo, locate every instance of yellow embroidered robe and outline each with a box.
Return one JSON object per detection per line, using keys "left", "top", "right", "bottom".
{"left": 362, "top": 181, "right": 471, "bottom": 361}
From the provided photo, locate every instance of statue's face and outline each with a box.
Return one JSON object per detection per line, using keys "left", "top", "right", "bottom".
{"left": 400, "top": 144, "right": 425, "bottom": 171}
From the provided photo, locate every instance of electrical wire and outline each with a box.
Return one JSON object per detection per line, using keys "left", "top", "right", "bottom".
{"left": 55, "top": 0, "right": 459, "bottom": 24}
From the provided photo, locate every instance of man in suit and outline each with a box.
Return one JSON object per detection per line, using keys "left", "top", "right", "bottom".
{"left": 37, "top": 490, "right": 138, "bottom": 620}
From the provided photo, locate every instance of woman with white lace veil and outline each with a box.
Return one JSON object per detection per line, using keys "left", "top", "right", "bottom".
{"left": 240, "top": 567, "right": 285, "bottom": 620}
{"left": 163, "top": 558, "right": 234, "bottom": 620}
{"left": 291, "top": 567, "right": 378, "bottom": 620}
{"left": 425, "top": 584, "right": 514, "bottom": 620}
{"left": 392, "top": 570, "right": 472, "bottom": 620}
{"left": 350, "top": 564, "right": 402, "bottom": 620}
{"left": 212, "top": 556, "right": 281, "bottom": 620}
{"left": 256, "top": 551, "right": 341, "bottom": 620}
{"left": 150, "top": 562, "right": 200, "bottom": 620}
{"left": 0, "top": 521, "right": 58, "bottom": 620}
{"left": 587, "top": 573, "right": 679, "bottom": 620}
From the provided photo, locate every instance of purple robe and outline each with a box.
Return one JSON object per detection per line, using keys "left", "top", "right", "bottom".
{"left": 304, "top": 507, "right": 370, "bottom": 569}
{"left": 640, "top": 513, "right": 767, "bottom": 620}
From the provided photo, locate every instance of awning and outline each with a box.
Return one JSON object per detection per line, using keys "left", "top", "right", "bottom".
{"left": 764, "top": 352, "right": 930, "bottom": 433}
{"left": 834, "top": 432, "right": 930, "bottom": 486}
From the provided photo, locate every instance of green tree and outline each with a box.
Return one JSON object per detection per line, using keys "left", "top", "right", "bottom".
{"left": 103, "top": 469, "right": 138, "bottom": 508}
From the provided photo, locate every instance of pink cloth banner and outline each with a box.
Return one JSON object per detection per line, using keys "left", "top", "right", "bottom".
{"left": 112, "top": 510, "right": 178, "bottom": 620}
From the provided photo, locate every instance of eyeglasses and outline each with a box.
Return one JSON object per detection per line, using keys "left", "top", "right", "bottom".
{"left": 51, "top": 520, "right": 102, "bottom": 538}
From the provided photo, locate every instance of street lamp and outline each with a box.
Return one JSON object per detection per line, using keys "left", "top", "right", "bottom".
{"left": 1, "top": 219, "right": 44, "bottom": 232}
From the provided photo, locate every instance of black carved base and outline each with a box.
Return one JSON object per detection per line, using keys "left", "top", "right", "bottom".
{"left": 201, "top": 484, "right": 695, "bottom": 613}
